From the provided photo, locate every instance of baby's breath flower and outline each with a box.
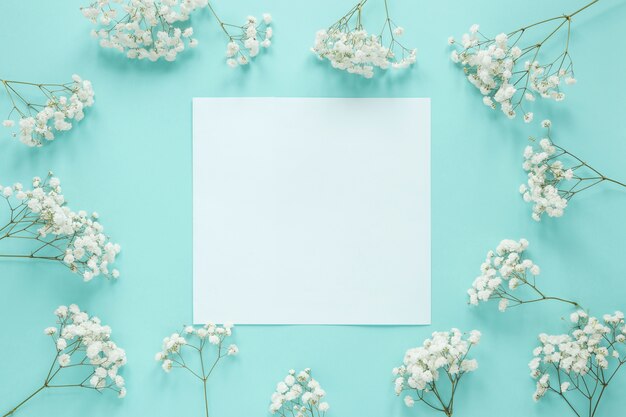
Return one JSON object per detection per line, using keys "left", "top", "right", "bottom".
{"left": 521, "top": 123, "right": 626, "bottom": 221}
{"left": 311, "top": 0, "right": 416, "bottom": 78}
{"left": 215, "top": 10, "right": 273, "bottom": 68}
{"left": 531, "top": 311, "right": 626, "bottom": 413}
{"left": 1, "top": 75, "right": 94, "bottom": 147}
{"left": 468, "top": 239, "right": 579, "bottom": 310}
{"left": 155, "top": 322, "right": 237, "bottom": 415}
{"left": 81, "top": 0, "right": 204, "bottom": 62}
{"left": 0, "top": 173, "right": 120, "bottom": 281}
{"left": 81, "top": 1, "right": 274, "bottom": 67}
{"left": 269, "top": 369, "right": 329, "bottom": 416}
{"left": 449, "top": 1, "right": 600, "bottom": 120}
{"left": 3, "top": 305, "right": 126, "bottom": 416}
{"left": 393, "top": 329, "right": 480, "bottom": 416}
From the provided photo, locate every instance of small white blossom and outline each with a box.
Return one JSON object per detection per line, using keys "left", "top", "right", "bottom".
{"left": 155, "top": 322, "right": 237, "bottom": 414}
{"left": 449, "top": 16, "right": 581, "bottom": 121}
{"left": 468, "top": 239, "right": 578, "bottom": 311}
{"left": 222, "top": 13, "right": 273, "bottom": 67}
{"left": 81, "top": 0, "right": 205, "bottom": 62}
{"left": 269, "top": 369, "right": 329, "bottom": 415}
{"left": 393, "top": 329, "right": 480, "bottom": 415}
{"left": 2, "top": 75, "right": 94, "bottom": 147}
{"left": 520, "top": 124, "right": 621, "bottom": 221}
{"left": 1, "top": 173, "right": 120, "bottom": 280}
{"left": 311, "top": 3, "right": 416, "bottom": 78}
{"left": 41, "top": 305, "right": 126, "bottom": 398}
{"left": 531, "top": 311, "right": 625, "bottom": 411}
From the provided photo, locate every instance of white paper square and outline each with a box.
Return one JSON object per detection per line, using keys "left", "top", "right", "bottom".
{"left": 193, "top": 98, "right": 430, "bottom": 325}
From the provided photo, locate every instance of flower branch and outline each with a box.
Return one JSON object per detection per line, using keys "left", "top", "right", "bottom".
{"left": 449, "top": 0, "right": 600, "bottom": 121}
{"left": 155, "top": 322, "right": 238, "bottom": 417}
{"left": 520, "top": 120, "right": 626, "bottom": 221}
{"left": 468, "top": 239, "right": 580, "bottom": 312}
{"left": 312, "top": 0, "right": 416, "bottom": 78}
{"left": 269, "top": 368, "right": 329, "bottom": 417}
{"left": 530, "top": 310, "right": 625, "bottom": 417}
{"left": 393, "top": 329, "right": 481, "bottom": 416}
{"left": 0, "top": 173, "right": 120, "bottom": 281}
{"left": 1, "top": 75, "right": 94, "bottom": 147}
{"left": 81, "top": 0, "right": 273, "bottom": 66}
{"left": 2, "top": 305, "right": 127, "bottom": 417}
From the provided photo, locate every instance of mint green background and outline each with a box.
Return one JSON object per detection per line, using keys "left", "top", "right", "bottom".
{"left": 1, "top": 1, "right": 625, "bottom": 416}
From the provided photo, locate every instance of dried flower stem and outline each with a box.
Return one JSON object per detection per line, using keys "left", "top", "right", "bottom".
{"left": 1, "top": 79, "right": 76, "bottom": 119}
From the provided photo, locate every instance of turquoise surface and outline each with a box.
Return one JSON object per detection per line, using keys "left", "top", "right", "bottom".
{"left": 1, "top": 1, "right": 625, "bottom": 416}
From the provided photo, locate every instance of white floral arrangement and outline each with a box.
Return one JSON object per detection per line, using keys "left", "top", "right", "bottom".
{"left": 209, "top": 8, "right": 273, "bottom": 68}
{"left": 393, "top": 329, "right": 481, "bottom": 416}
{"left": 449, "top": 0, "right": 599, "bottom": 121}
{"left": 2, "top": 305, "right": 127, "bottom": 416}
{"left": 530, "top": 310, "right": 625, "bottom": 416}
{"left": 155, "top": 322, "right": 238, "bottom": 417}
{"left": 520, "top": 121, "right": 625, "bottom": 221}
{"left": 81, "top": 0, "right": 273, "bottom": 66}
{"left": 269, "top": 368, "right": 329, "bottom": 417}
{"left": 468, "top": 238, "right": 579, "bottom": 312}
{"left": 312, "top": 0, "right": 416, "bottom": 78}
{"left": 81, "top": 0, "right": 204, "bottom": 62}
{"left": 0, "top": 173, "right": 121, "bottom": 281}
{"left": 1, "top": 75, "right": 94, "bottom": 147}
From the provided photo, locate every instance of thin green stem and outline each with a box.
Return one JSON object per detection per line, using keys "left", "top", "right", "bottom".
{"left": 1, "top": 386, "right": 45, "bottom": 417}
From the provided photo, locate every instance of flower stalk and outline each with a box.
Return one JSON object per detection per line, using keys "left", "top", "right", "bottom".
{"left": 468, "top": 239, "right": 580, "bottom": 312}
{"left": 450, "top": 0, "right": 601, "bottom": 121}
{"left": 312, "top": 0, "right": 416, "bottom": 78}
{"left": 2, "top": 305, "right": 127, "bottom": 417}
{"left": 1, "top": 75, "right": 94, "bottom": 147}
{"left": 156, "top": 323, "right": 238, "bottom": 417}
{"left": 0, "top": 173, "right": 120, "bottom": 281}
{"left": 520, "top": 121, "right": 626, "bottom": 221}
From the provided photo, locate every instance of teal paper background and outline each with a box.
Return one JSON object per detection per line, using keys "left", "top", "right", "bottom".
{"left": 1, "top": 1, "right": 625, "bottom": 416}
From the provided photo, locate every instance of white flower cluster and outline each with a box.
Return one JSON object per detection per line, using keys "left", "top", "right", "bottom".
{"left": 154, "top": 322, "right": 237, "bottom": 416}
{"left": 269, "top": 369, "right": 329, "bottom": 416}
{"left": 468, "top": 239, "right": 541, "bottom": 312}
{"left": 393, "top": 329, "right": 480, "bottom": 412}
{"left": 81, "top": 0, "right": 205, "bottom": 62}
{"left": 530, "top": 311, "right": 625, "bottom": 403}
{"left": 467, "top": 239, "right": 540, "bottom": 312}
{"left": 520, "top": 126, "right": 572, "bottom": 221}
{"left": 312, "top": 28, "right": 416, "bottom": 78}
{"left": 155, "top": 322, "right": 237, "bottom": 373}
{"left": 468, "top": 239, "right": 580, "bottom": 311}
{"left": 450, "top": 25, "right": 575, "bottom": 121}
{"left": 0, "top": 174, "right": 120, "bottom": 281}
{"left": 224, "top": 14, "right": 273, "bottom": 68}
{"left": 2, "top": 75, "right": 95, "bottom": 147}
{"left": 48, "top": 304, "right": 127, "bottom": 398}
{"left": 311, "top": 1, "right": 416, "bottom": 78}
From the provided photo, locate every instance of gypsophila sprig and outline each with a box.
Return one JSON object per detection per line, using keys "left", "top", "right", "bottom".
{"left": 1, "top": 75, "right": 94, "bottom": 147}
{"left": 155, "top": 322, "right": 237, "bottom": 417}
{"left": 449, "top": 0, "right": 600, "bottom": 121}
{"left": 468, "top": 239, "right": 579, "bottom": 312}
{"left": 2, "top": 305, "right": 127, "bottom": 417}
{"left": 393, "top": 329, "right": 481, "bottom": 417}
{"left": 269, "top": 368, "right": 330, "bottom": 417}
{"left": 81, "top": 0, "right": 205, "bottom": 62}
{"left": 81, "top": 1, "right": 273, "bottom": 67}
{"left": 312, "top": 0, "right": 416, "bottom": 78}
{"left": 520, "top": 121, "right": 626, "bottom": 221}
{"left": 530, "top": 311, "right": 626, "bottom": 417}
{"left": 0, "top": 173, "right": 121, "bottom": 281}
{"left": 206, "top": 3, "right": 273, "bottom": 68}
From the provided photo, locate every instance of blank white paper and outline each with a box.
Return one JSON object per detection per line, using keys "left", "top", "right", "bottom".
{"left": 193, "top": 98, "right": 430, "bottom": 325}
